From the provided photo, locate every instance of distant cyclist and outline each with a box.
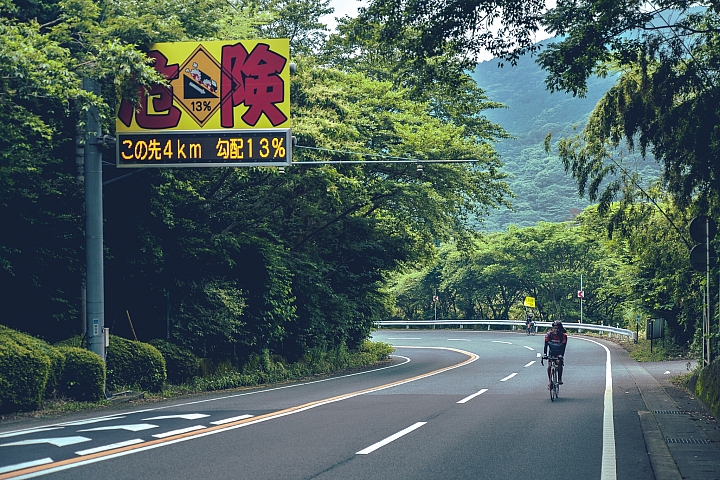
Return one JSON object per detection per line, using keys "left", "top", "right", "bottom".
{"left": 543, "top": 320, "right": 567, "bottom": 390}
{"left": 525, "top": 312, "right": 535, "bottom": 334}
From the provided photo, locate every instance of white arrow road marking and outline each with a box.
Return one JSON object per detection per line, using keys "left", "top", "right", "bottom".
{"left": 142, "top": 414, "right": 209, "bottom": 421}
{"left": 77, "top": 424, "right": 158, "bottom": 432}
{"left": 457, "top": 389, "right": 488, "bottom": 404}
{"left": 0, "top": 436, "right": 91, "bottom": 448}
{"left": 0, "top": 427, "right": 64, "bottom": 439}
{"left": 500, "top": 373, "right": 518, "bottom": 382}
{"left": 152, "top": 426, "right": 206, "bottom": 438}
{"left": 0, "top": 458, "right": 53, "bottom": 474}
{"left": 75, "top": 439, "right": 145, "bottom": 456}
{"left": 356, "top": 422, "right": 427, "bottom": 455}
{"left": 210, "top": 415, "right": 254, "bottom": 425}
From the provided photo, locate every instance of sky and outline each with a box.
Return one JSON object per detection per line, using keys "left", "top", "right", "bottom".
{"left": 321, "top": 0, "right": 366, "bottom": 32}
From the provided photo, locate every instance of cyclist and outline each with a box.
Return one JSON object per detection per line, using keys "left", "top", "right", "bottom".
{"left": 543, "top": 320, "right": 567, "bottom": 390}
{"left": 525, "top": 312, "right": 535, "bottom": 334}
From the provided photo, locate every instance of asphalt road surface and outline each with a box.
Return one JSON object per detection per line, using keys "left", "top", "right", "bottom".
{"left": 0, "top": 330, "right": 658, "bottom": 479}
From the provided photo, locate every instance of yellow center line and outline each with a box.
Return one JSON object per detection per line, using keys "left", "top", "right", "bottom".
{"left": 1, "top": 346, "right": 477, "bottom": 479}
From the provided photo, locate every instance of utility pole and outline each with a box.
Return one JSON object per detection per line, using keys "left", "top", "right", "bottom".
{"left": 83, "top": 78, "right": 106, "bottom": 362}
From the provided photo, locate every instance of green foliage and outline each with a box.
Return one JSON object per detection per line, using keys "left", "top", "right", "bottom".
{"left": 179, "top": 341, "right": 393, "bottom": 393}
{"left": 0, "top": 326, "right": 64, "bottom": 397}
{"left": 106, "top": 335, "right": 166, "bottom": 392}
{"left": 689, "top": 357, "right": 720, "bottom": 419}
{"left": 0, "top": 328, "right": 51, "bottom": 413}
{"left": 56, "top": 346, "right": 105, "bottom": 402}
{"left": 390, "top": 218, "right": 624, "bottom": 323}
{"left": 148, "top": 339, "right": 200, "bottom": 384}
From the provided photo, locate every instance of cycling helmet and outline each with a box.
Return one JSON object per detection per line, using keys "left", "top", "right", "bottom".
{"left": 552, "top": 320, "right": 566, "bottom": 333}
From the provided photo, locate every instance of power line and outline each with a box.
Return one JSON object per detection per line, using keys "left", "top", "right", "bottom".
{"left": 293, "top": 145, "right": 481, "bottom": 164}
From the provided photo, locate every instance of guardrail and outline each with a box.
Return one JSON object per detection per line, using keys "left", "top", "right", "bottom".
{"left": 374, "top": 320, "right": 635, "bottom": 341}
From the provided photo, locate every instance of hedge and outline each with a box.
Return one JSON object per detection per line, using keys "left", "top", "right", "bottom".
{"left": 56, "top": 346, "right": 105, "bottom": 402}
{"left": 147, "top": 339, "right": 200, "bottom": 384}
{"left": 0, "top": 326, "right": 64, "bottom": 398}
{"left": 0, "top": 336, "right": 51, "bottom": 413}
{"left": 106, "top": 335, "right": 166, "bottom": 392}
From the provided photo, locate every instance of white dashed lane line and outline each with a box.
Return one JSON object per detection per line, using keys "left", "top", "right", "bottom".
{"left": 500, "top": 373, "right": 518, "bottom": 382}
{"left": 356, "top": 422, "right": 427, "bottom": 455}
{"left": 210, "top": 415, "right": 254, "bottom": 425}
{"left": 0, "top": 458, "right": 54, "bottom": 475}
{"left": 151, "top": 426, "right": 206, "bottom": 439}
{"left": 457, "top": 389, "right": 488, "bottom": 404}
{"left": 75, "top": 439, "right": 145, "bottom": 456}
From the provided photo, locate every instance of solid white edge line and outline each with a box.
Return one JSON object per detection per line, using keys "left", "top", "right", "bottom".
{"left": 500, "top": 373, "right": 518, "bottom": 382}
{"left": 457, "top": 389, "right": 488, "bottom": 404}
{"left": 0, "top": 459, "right": 53, "bottom": 475}
{"left": 574, "top": 336, "right": 616, "bottom": 480}
{"left": 75, "top": 439, "right": 144, "bottom": 456}
{"left": 356, "top": 422, "right": 427, "bottom": 455}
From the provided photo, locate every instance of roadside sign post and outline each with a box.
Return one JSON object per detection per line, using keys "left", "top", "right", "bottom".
{"left": 689, "top": 215, "right": 717, "bottom": 366}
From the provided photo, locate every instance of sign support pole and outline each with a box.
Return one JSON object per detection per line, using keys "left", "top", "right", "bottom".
{"left": 707, "top": 217, "right": 712, "bottom": 365}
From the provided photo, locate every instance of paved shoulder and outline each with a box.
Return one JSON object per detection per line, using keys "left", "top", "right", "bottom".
{"left": 610, "top": 342, "right": 720, "bottom": 480}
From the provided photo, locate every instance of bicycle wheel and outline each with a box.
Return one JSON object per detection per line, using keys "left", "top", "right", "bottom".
{"left": 553, "top": 365, "right": 560, "bottom": 399}
{"left": 549, "top": 365, "right": 555, "bottom": 401}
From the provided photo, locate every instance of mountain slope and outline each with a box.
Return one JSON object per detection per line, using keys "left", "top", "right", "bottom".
{"left": 473, "top": 45, "right": 656, "bottom": 231}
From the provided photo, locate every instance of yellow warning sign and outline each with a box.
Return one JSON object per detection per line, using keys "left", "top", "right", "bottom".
{"left": 117, "top": 39, "right": 290, "bottom": 132}
{"left": 523, "top": 296, "right": 536, "bottom": 308}
{"left": 172, "top": 45, "right": 221, "bottom": 127}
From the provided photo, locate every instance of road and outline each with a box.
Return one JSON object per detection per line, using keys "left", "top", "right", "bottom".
{"left": 0, "top": 330, "right": 657, "bottom": 479}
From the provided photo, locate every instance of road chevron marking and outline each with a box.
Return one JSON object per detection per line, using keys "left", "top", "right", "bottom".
{"left": 0, "top": 346, "right": 478, "bottom": 480}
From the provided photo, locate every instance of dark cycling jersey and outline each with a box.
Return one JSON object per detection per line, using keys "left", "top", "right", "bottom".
{"left": 544, "top": 332, "right": 567, "bottom": 357}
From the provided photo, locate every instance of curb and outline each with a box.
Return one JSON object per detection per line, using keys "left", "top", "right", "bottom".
{"left": 638, "top": 410, "right": 683, "bottom": 480}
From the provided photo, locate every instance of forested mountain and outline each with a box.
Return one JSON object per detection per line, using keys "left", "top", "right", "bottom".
{"left": 472, "top": 46, "right": 658, "bottom": 232}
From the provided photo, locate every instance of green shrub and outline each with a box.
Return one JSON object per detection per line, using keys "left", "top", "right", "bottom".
{"left": 0, "top": 327, "right": 65, "bottom": 398}
{"left": 56, "top": 346, "right": 105, "bottom": 402}
{"left": 148, "top": 339, "right": 200, "bottom": 384}
{"left": 0, "top": 336, "right": 50, "bottom": 413}
{"left": 106, "top": 335, "right": 166, "bottom": 392}
{"left": 54, "top": 335, "right": 84, "bottom": 348}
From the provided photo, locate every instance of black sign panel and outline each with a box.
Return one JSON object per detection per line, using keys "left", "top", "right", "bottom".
{"left": 690, "top": 244, "right": 718, "bottom": 272}
{"left": 689, "top": 215, "right": 717, "bottom": 243}
{"left": 116, "top": 129, "right": 291, "bottom": 168}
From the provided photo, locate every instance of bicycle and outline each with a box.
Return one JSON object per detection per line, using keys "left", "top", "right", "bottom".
{"left": 526, "top": 321, "right": 535, "bottom": 335}
{"left": 541, "top": 355, "right": 561, "bottom": 401}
